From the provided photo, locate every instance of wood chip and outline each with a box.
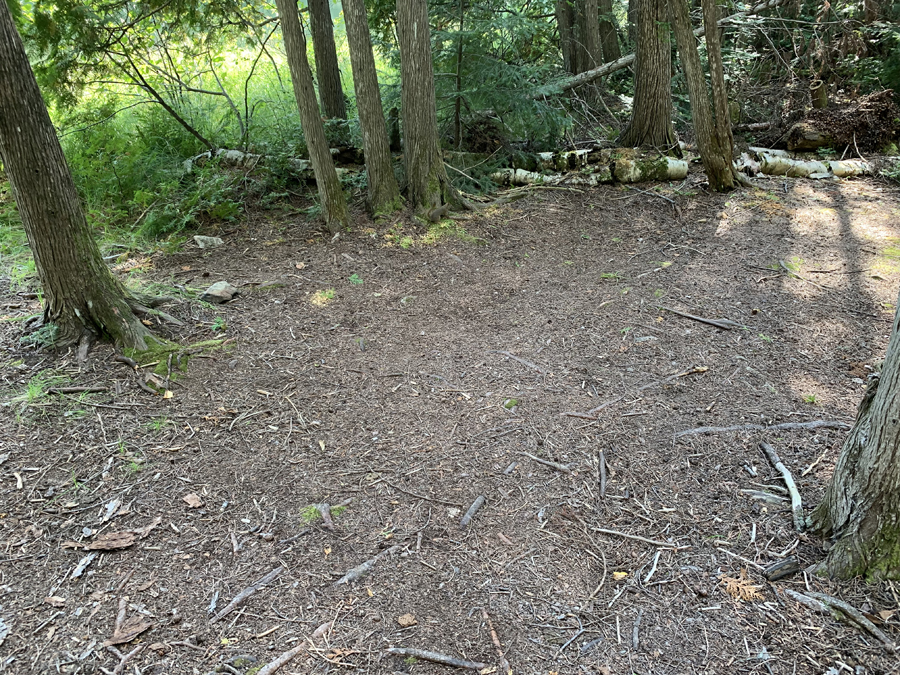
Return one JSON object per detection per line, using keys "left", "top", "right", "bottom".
{"left": 182, "top": 493, "right": 203, "bottom": 508}
{"left": 87, "top": 531, "right": 136, "bottom": 551}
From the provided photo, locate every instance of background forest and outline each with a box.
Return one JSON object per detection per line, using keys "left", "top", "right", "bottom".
{"left": 2, "top": 0, "right": 899, "bottom": 272}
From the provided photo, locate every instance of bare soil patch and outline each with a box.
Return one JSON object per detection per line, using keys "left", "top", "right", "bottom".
{"left": 3, "top": 174, "right": 900, "bottom": 674}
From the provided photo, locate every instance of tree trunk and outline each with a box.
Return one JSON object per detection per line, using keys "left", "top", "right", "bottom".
{"left": 341, "top": 0, "right": 402, "bottom": 214}
{"left": 574, "top": 0, "right": 602, "bottom": 73}
{"left": 275, "top": 0, "right": 350, "bottom": 233}
{"left": 668, "top": 0, "right": 733, "bottom": 190}
{"left": 701, "top": 0, "right": 737, "bottom": 189}
{"left": 619, "top": 0, "right": 676, "bottom": 150}
{"left": 556, "top": 0, "right": 577, "bottom": 75}
{"left": 307, "top": 0, "right": 347, "bottom": 119}
{"left": 0, "top": 0, "right": 152, "bottom": 350}
{"left": 811, "top": 291, "right": 900, "bottom": 580}
{"left": 396, "top": 0, "right": 460, "bottom": 212}
{"left": 598, "top": 0, "right": 622, "bottom": 62}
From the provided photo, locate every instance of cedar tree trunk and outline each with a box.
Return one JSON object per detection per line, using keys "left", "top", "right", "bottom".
{"left": 811, "top": 291, "right": 900, "bottom": 580}
{"left": 556, "top": 0, "right": 577, "bottom": 75}
{"left": 619, "top": 0, "right": 676, "bottom": 149}
{"left": 574, "top": 0, "right": 602, "bottom": 73}
{"left": 275, "top": 0, "right": 350, "bottom": 233}
{"left": 308, "top": 0, "right": 347, "bottom": 119}
{"left": 668, "top": 0, "right": 733, "bottom": 190}
{"left": 396, "top": 0, "right": 460, "bottom": 211}
{"left": 598, "top": 0, "right": 622, "bottom": 62}
{"left": 0, "top": 0, "right": 151, "bottom": 350}
{"left": 341, "top": 0, "right": 402, "bottom": 214}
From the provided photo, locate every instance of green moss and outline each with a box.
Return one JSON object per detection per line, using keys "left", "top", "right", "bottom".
{"left": 298, "top": 503, "right": 348, "bottom": 525}
{"left": 125, "top": 337, "right": 228, "bottom": 380}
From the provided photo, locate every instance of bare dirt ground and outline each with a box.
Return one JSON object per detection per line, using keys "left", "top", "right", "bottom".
{"left": 2, "top": 173, "right": 900, "bottom": 675}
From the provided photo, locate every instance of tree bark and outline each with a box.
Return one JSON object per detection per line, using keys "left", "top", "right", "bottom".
{"left": 701, "top": 0, "right": 736, "bottom": 189}
{"left": 811, "top": 291, "right": 900, "bottom": 580}
{"left": 668, "top": 0, "right": 733, "bottom": 190}
{"left": 275, "top": 0, "right": 350, "bottom": 233}
{"left": 598, "top": 0, "right": 622, "bottom": 62}
{"left": 0, "top": 0, "right": 152, "bottom": 350}
{"left": 619, "top": 0, "right": 676, "bottom": 150}
{"left": 396, "top": 0, "right": 460, "bottom": 212}
{"left": 340, "top": 0, "right": 401, "bottom": 214}
{"left": 574, "top": 0, "right": 602, "bottom": 73}
{"left": 307, "top": 0, "right": 347, "bottom": 119}
{"left": 556, "top": 0, "right": 577, "bottom": 75}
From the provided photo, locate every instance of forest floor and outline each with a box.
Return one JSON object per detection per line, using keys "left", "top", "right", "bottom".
{"left": 2, "top": 171, "right": 900, "bottom": 675}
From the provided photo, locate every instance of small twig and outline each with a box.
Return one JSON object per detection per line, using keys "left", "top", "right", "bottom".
{"left": 256, "top": 642, "right": 307, "bottom": 675}
{"left": 481, "top": 609, "right": 512, "bottom": 675}
{"left": 661, "top": 306, "right": 744, "bottom": 330}
{"left": 519, "top": 452, "right": 573, "bottom": 474}
{"left": 675, "top": 420, "right": 850, "bottom": 438}
{"left": 210, "top": 566, "right": 283, "bottom": 623}
{"left": 632, "top": 609, "right": 643, "bottom": 650}
{"left": 626, "top": 185, "right": 675, "bottom": 204}
{"left": 102, "top": 645, "right": 143, "bottom": 675}
{"left": 779, "top": 260, "right": 829, "bottom": 291}
{"left": 386, "top": 647, "right": 487, "bottom": 671}
{"left": 802, "top": 446, "right": 831, "bottom": 476}
{"left": 334, "top": 545, "right": 399, "bottom": 586}
{"left": 598, "top": 451, "right": 607, "bottom": 498}
{"left": 386, "top": 482, "right": 463, "bottom": 507}
{"left": 48, "top": 386, "right": 109, "bottom": 394}
{"left": 643, "top": 550, "right": 661, "bottom": 584}
{"left": 594, "top": 528, "right": 686, "bottom": 550}
{"left": 759, "top": 442, "right": 805, "bottom": 532}
{"left": 714, "top": 545, "right": 765, "bottom": 571}
{"left": 489, "top": 350, "right": 546, "bottom": 373}
{"left": 460, "top": 496, "right": 486, "bottom": 528}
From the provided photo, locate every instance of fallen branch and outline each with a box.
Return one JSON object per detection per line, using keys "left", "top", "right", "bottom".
{"left": 661, "top": 306, "right": 745, "bottom": 330}
{"left": 460, "top": 495, "right": 486, "bottom": 528}
{"left": 759, "top": 442, "right": 805, "bottom": 532}
{"left": 594, "top": 528, "right": 686, "bottom": 550}
{"left": 481, "top": 609, "right": 512, "bottom": 675}
{"left": 210, "top": 566, "right": 283, "bottom": 623}
{"left": 784, "top": 589, "right": 896, "bottom": 652}
{"left": 675, "top": 420, "right": 851, "bottom": 438}
{"left": 334, "top": 545, "right": 399, "bottom": 586}
{"left": 386, "top": 647, "right": 487, "bottom": 671}
{"left": 519, "top": 452, "right": 573, "bottom": 473}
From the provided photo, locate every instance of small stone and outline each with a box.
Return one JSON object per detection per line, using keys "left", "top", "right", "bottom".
{"left": 194, "top": 235, "right": 224, "bottom": 249}
{"left": 227, "top": 654, "right": 258, "bottom": 670}
{"left": 200, "top": 281, "right": 238, "bottom": 304}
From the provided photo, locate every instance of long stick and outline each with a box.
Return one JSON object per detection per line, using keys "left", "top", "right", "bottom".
{"left": 759, "top": 442, "right": 805, "bottom": 531}
{"left": 387, "top": 647, "right": 487, "bottom": 670}
{"left": 675, "top": 420, "right": 850, "bottom": 438}
{"left": 594, "top": 528, "right": 686, "bottom": 549}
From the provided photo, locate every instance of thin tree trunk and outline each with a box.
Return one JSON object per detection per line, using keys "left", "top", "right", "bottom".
{"left": 0, "top": 0, "right": 151, "bottom": 350}
{"left": 455, "top": 0, "right": 465, "bottom": 149}
{"left": 341, "top": 0, "right": 402, "bottom": 214}
{"left": 811, "top": 291, "right": 900, "bottom": 580}
{"left": 619, "top": 0, "right": 676, "bottom": 150}
{"left": 598, "top": 0, "right": 622, "bottom": 62}
{"left": 396, "top": 0, "right": 460, "bottom": 212}
{"left": 275, "top": 0, "right": 350, "bottom": 233}
{"left": 556, "top": 0, "right": 577, "bottom": 75}
{"left": 308, "top": 0, "right": 347, "bottom": 119}
{"left": 669, "top": 0, "right": 731, "bottom": 189}
{"left": 702, "top": 0, "right": 737, "bottom": 185}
